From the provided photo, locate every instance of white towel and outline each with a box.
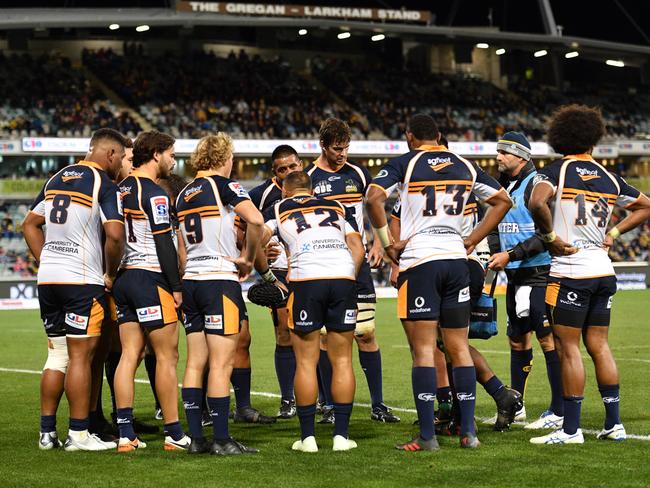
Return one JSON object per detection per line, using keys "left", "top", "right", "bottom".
{"left": 515, "top": 285, "right": 532, "bottom": 318}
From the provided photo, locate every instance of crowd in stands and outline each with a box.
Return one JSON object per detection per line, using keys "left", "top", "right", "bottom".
{"left": 609, "top": 208, "right": 650, "bottom": 262}
{"left": 0, "top": 52, "right": 141, "bottom": 138}
{"left": 0, "top": 202, "right": 37, "bottom": 278}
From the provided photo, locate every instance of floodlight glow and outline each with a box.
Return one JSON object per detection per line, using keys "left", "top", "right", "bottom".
{"left": 337, "top": 32, "right": 351, "bottom": 39}
{"left": 534, "top": 49, "right": 548, "bottom": 57}
{"left": 371, "top": 34, "right": 385, "bottom": 42}
{"left": 606, "top": 59, "right": 625, "bottom": 67}
{"left": 109, "top": 24, "right": 120, "bottom": 30}
{"left": 476, "top": 43, "right": 489, "bottom": 49}
{"left": 136, "top": 25, "right": 150, "bottom": 32}
{"left": 565, "top": 51, "right": 579, "bottom": 58}
{"left": 298, "top": 29, "right": 307, "bottom": 36}
{"left": 496, "top": 48, "right": 506, "bottom": 55}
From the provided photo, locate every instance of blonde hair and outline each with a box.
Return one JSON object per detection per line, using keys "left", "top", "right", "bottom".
{"left": 189, "top": 133, "right": 233, "bottom": 172}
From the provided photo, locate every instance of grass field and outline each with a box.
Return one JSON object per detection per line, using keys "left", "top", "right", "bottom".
{"left": 1, "top": 291, "right": 650, "bottom": 488}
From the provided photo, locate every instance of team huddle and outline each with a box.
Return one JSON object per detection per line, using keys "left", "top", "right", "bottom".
{"left": 24, "top": 105, "right": 650, "bottom": 455}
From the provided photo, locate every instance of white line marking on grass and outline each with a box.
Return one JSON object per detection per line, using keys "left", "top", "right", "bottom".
{"left": 0, "top": 367, "right": 419, "bottom": 414}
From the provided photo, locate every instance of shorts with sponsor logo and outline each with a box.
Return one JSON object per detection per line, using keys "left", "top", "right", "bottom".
{"left": 545, "top": 275, "right": 617, "bottom": 328}
{"left": 182, "top": 279, "right": 247, "bottom": 335}
{"left": 38, "top": 284, "right": 107, "bottom": 337}
{"left": 506, "top": 282, "right": 550, "bottom": 338}
{"left": 287, "top": 279, "right": 357, "bottom": 333}
{"left": 356, "top": 261, "right": 376, "bottom": 304}
{"left": 113, "top": 269, "right": 179, "bottom": 327}
{"left": 397, "top": 259, "right": 471, "bottom": 327}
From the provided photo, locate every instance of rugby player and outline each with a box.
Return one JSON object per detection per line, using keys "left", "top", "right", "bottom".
{"left": 248, "top": 144, "right": 303, "bottom": 418}
{"left": 305, "top": 118, "right": 399, "bottom": 424}
{"left": 177, "top": 133, "right": 262, "bottom": 455}
{"left": 112, "top": 130, "right": 189, "bottom": 451}
{"left": 528, "top": 105, "right": 650, "bottom": 444}
{"left": 260, "top": 171, "right": 365, "bottom": 452}
{"left": 486, "top": 131, "right": 564, "bottom": 430}
{"left": 24, "top": 128, "right": 126, "bottom": 451}
{"left": 366, "top": 114, "right": 512, "bottom": 450}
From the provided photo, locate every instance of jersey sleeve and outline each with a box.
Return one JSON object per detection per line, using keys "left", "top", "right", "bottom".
{"left": 98, "top": 176, "right": 124, "bottom": 224}
{"left": 262, "top": 205, "right": 278, "bottom": 234}
{"left": 358, "top": 164, "right": 372, "bottom": 193}
{"left": 343, "top": 204, "right": 359, "bottom": 232}
{"left": 532, "top": 160, "right": 562, "bottom": 193}
{"left": 248, "top": 182, "right": 265, "bottom": 209}
{"left": 613, "top": 174, "right": 642, "bottom": 208}
{"left": 30, "top": 186, "right": 46, "bottom": 216}
{"left": 391, "top": 196, "right": 401, "bottom": 220}
{"left": 142, "top": 185, "right": 172, "bottom": 235}
{"left": 368, "top": 157, "right": 405, "bottom": 196}
{"left": 216, "top": 177, "right": 251, "bottom": 208}
{"left": 471, "top": 165, "right": 504, "bottom": 202}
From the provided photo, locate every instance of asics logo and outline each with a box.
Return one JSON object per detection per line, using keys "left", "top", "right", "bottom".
{"left": 602, "top": 396, "right": 620, "bottom": 404}
{"left": 417, "top": 393, "right": 435, "bottom": 402}
{"left": 183, "top": 401, "right": 200, "bottom": 410}
{"left": 457, "top": 392, "right": 476, "bottom": 401}
{"left": 116, "top": 418, "right": 130, "bottom": 424}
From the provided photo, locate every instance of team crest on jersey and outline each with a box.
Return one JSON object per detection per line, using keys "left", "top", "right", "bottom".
{"left": 576, "top": 167, "right": 601, "bottom": 181}
{"left": 61, "top": 170, "right": 84, "bottom": 182}
{"left": 345, "top": 179, "right": 358, "bottom": 193}
{"left": 150, "top": 196, "right": 169, "bottom": 225}
{"left": 313, "top": 180, "right": 332, "bottom": 195}
{"left": 183, "top": 185, "right": 203, "bottom": 202}
{"left": 228, "top": 182, "right": 249, "bottom": 198}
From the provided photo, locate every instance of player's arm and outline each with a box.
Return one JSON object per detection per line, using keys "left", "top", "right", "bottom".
{"left": 23, "top": 211, "right": 46, "bottom": 263}
{"left": 346, "top": 230, "right": 365, "bottom": 277}
{"left": 528, "top": 176, "right": 576, "bottom": 256}
{"left": 465, "top": 188, "right": 511, "bottom": 254}
{"left": 98, "top": 178, "right": 125, "bottom": 290}
{"left": 366, "top": 162, "right": 402, "bottom": 263}
{"left": 176, "top": 230, "right": 187, "bottom": 276}
{"left": 234, "top": 200, "right": 264, "bottom": 281}
{"left": 604, "top": 177, "right": 650, "bottom": 248}
{"left": 388, "top": 210, "right": 401, "bottom": 288}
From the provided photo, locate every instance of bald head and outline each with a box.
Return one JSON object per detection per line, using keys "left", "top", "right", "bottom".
{"left": 282, "top": 171, "right": 312, "bottom": 198}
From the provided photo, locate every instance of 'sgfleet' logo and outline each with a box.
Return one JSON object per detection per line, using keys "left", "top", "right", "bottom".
{"left": 576, "top": 167, "right": 600, "bottom": 181}
{"left": 62, "top": 170, "right": 84, "bottom": 182}
{"left": 183, "top": 185, "right": 203, "bottom": 202}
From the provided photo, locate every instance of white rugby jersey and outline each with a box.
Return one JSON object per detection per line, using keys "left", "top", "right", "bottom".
{"left": 305, "top": 161, "right": 370, "bottom": 245}
{"left": 533, "top": 154, "right": 641, "bottom": 279}
{"left": 263, "top": 195, "right": 359, "bottom": 281}
{"left": 371, "top": 144, "right": 504, "bottom": 271}
{"left": 176, "top": 171, "right": 251, "bottom": 281}
{"left": 249, "top": 176, "right": 288, "bottom": 270}
{"left": 30, "top": 160, "right": 123, "bottom": 285}
{"left": 119, "top": 170, "right": 172, "bottom": 272}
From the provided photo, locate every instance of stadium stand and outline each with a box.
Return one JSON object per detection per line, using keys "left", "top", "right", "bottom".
{"left": 0, "top": 52, "right": 141, "bottom": 138}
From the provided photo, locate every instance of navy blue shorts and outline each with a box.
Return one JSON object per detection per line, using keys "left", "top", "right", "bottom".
{"left": 546, "top": 276, "right": 617, "bottom": 328}
{"left": 182, "top": 279, "right": 247, "bottom": 335}
{"left": 38, "top": 284, "right": 107, "bottom": 337}
{"left": 506, "top": 283, "right": 551, "bottom": 338}
{"left": 397, "top": 259, "right": 471, "bottom": 327}
{"left": 287, "top": 279, "right": 357, "bottom": 334}
{"left": 113, "top": 269, "right": 179, "bottom": 327}
{"left": 356, "top": 260, "right": 376, "bottom": 304}
{"left": 467, "top": 258, "right": 485, "bottom": 309}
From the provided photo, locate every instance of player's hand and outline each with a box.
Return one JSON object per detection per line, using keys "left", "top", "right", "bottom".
{"left": 488, "top": 252, "right": 510, "bottom": 271}
{"left": 173, "top": 291, "right": 183, "bottom": 309}
{"left": 367, "top": 241, "right": 385, "bottom": 268}
{"left": 103, "top": 273, "right": 115, "bottom": 292}
{"left": 232, "top": 256, "right": 254, "bottom": 281}
{"left": 463, "top": 238, "right": 476, "bottom": 255}
{"left": 389, "top": 263, "right": 399, "bottom": 288}
{"left": 546, "top": 236, "right": 578, "bottom": 256}
{"left": 602, "top": 234, "right": 614, "bottom": 250}
{"left": 264, "top": 241, "right": 281, "bottom": 264}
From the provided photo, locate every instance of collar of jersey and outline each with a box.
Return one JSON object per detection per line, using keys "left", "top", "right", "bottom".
{"left": 564, "top": 153, "right": 594, "bottom": 161}
{"left": 197, "top": 170, "right": 220, "bottom": 178}
{"left": 313, "top": 160, "right": 347, "bottom": 173}
{"left": 416, "top": 145, "right": 447, "bottom": 151}
{"left": 78, "top": 160, "right": 103, "bottom": 171}
{"left": 130, "top": 169, "right": 154, "bottom": 180}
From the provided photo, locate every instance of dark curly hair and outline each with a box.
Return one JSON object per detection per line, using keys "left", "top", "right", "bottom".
{"left": 547, "top": 104, "right": 605, "bottom": 156}
{"left": 132, "top": 130, "right": 175, "bottom": 168}
{"left": 319, "top": 118, "right": 351, "bottom": 147}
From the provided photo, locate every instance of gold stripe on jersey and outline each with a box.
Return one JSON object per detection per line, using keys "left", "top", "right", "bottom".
{"left": 123, "top": 208, "right": 147, "bottom": 220}
{"left": 177, "top": 205, "right": 221, "bottom": 218}
{"left": 560, "top": 188, "right": 617, "bottom": 204}
{"left": 45, "top": 190, "right": 93, "bottom": 204}
{"left": 323, "top": 193, "right": 362, "bottom": 202}
{"left": 464, "top": 203, "right": 478, "bottom": 216}
{"left": 407, "top": 180, "right": 472, "bottom": 193}
{"left": 278, "top": 204, "right": 345, "bottom": 222}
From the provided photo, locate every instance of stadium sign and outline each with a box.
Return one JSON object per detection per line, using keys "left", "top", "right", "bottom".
{"left": 176, "top": 1, "right": 432, "bottom": 23}
{"left": 0, "top": 139, "right": 21, "bottom": 155}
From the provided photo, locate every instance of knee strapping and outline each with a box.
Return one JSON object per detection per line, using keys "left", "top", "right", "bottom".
{"left": 43, "top": 336, "right": 69, "bottom": 374}
{"left": 355, "top": 303, "right": 376, "bottom": 336}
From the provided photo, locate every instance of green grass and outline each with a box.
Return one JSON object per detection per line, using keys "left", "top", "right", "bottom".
{"left": 1, "top": 292, "right": 650, "bottom": 487}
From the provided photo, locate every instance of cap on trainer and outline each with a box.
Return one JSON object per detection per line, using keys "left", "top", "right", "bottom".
{"left": 497, "top": 131, "right": 532, "bottom": 161}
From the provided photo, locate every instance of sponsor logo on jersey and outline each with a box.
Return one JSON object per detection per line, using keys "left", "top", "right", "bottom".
{"left": 204, "top": 315, "right": 223, "bottom": 330}
{"left": 136, "top": 306, "right": 162, "bottom": 322}
{"left": 344, "top": 309, "right": 357, "bottom": 325}
{"left": 375, "top": 169, "right": 389, "bottom": 179}
{"left": 427, "top": 157, "right": 453, "bottom": 171}
{"left": 300, "top": 243, "right": 312, "bottom": 252}
{"left": 417, "top": 393, "right": 435, "bottom": 402}
{"left": 567, "top": 291, "right": 578, "bottom": 301}
{"left": 64, "top": 313, "right": 89, "bottom": 330}
{"left": 62, "top": 170, "right": 84, "bottom": 182}
{"left": 576, "top": 167, "right": 600, "bottom": 181}
{"left": 150, "top": 196, "right": 169, "bottom": 225}
{"left": 498, "top": 222, "right": 521, "bottom": 233}
{"left": 345, "top": 179, "right": 358, "bottom": 193}
{"left": 119, "top": 185, "right": 132, "bottom": 197}
{"left": 313, "top": 180, "right": 332, "bottom": 195}
{"left": 458, "top": 286, "right": 470, "bottom": 303}
{"left": 414, "top": 296, "right": 425, "bottom": 308}
{"left": 327, "top": 175, "right": 341, "bottom": 182}
{"left": 183, "top": 185, "right": 203, "bottom": 202}
{"left": 228, "top": 181, "right": 249, "bottom": 198}
{"left": 607, "top": 296, "right": 613, "bottom": 309}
